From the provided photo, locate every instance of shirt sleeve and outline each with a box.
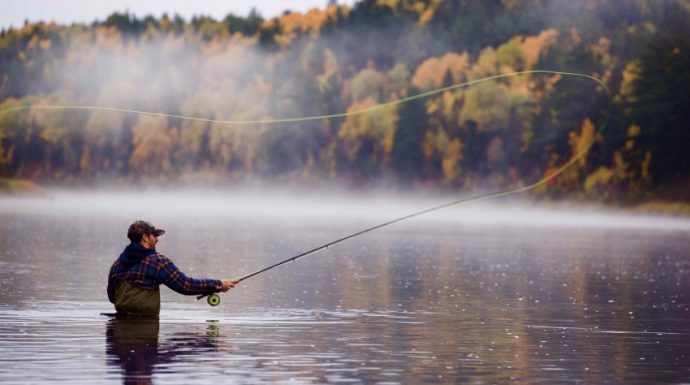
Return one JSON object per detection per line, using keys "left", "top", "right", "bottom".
{"left": 156, "top": 255, "right": 222, "bottom": 296}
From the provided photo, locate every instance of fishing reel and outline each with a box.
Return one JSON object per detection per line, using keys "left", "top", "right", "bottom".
{"left": 207, "top": 293, "right": 221, "bottom": 306}
{"left": 198, "top": 293, "right": 221, "bottom": 306}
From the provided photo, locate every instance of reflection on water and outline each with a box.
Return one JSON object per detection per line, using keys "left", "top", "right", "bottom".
{"left": 0, "top": 193, "right": 689, "bottom": 384}
{"left": 106, "top": 315, "right": 222, "bottom": 385}
{"left": 106, "top": 316, "right": 161, "bottom": 384}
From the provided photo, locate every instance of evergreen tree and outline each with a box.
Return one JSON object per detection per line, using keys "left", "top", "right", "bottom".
{"left": 631, "top": 9, "right": 690, "bottom": 188}
{"left": 391, "top": 87, "right": 427, "bottom": 183}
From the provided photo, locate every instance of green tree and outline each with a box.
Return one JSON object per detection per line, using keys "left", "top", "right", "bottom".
{"left": 224, "top": 9, "right": 264, "bottom": 36}
{"left": 630, "top": 11, "right": 690, "bottom": 188}
{"left": 391, "top": 86, "right": 427, "bottom": 183}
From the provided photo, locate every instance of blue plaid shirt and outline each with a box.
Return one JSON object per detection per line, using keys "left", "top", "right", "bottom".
{"left": 108, "top": 243, "right": 222, "bottom": 303}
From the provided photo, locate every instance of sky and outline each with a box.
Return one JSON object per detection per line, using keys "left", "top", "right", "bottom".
{"left": 1, "top": 0, "right": 356, "bottom": 30}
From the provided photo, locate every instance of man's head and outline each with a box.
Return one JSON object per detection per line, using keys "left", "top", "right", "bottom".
{"left": 127, "top": 220, "right": 165, "bottom": 248}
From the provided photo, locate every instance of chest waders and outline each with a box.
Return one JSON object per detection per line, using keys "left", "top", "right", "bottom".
{"left": 114, "top": 280, "right": 160, "bottom": 316}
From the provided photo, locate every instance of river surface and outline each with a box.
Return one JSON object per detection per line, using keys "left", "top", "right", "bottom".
{"left": 0, "top": 190, "right": 689, "bottom": 384}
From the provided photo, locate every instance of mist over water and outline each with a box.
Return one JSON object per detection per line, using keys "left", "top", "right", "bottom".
{"left": 2, "top": 188, "right": 689, "bottom": 231}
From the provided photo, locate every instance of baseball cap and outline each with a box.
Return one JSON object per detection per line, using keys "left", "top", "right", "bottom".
{"left": 127, "top": 220, "right": 166, "bottom": 242}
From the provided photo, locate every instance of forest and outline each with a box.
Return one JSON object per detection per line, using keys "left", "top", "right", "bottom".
{"left": 0, "top": 0, "right": 689, "bottom": 203}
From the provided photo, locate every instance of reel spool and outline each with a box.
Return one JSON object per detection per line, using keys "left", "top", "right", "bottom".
{"left": 207, "top": 293, "right": 221, "bottom": 306}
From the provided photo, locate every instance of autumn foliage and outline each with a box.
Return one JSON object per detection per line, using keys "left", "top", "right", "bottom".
{"left": 0, "top": 0, "right": 689, "bottom": 201}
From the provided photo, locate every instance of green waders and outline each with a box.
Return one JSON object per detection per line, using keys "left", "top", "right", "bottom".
{"left": 113, "top": 280, "right": 160, "bottom": 317}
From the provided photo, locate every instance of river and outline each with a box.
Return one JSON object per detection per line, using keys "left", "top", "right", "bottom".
{"left": 1, "top": 190, "right": 689, "bottom": 384}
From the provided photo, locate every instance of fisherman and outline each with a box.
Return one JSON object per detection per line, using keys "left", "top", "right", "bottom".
{"left": 107, "top": 220, "right": 238, "bottom": 316}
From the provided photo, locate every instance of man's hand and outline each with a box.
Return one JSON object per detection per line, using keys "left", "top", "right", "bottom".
{"left": 219, "top": 279, "right": 240, "bottom": 292}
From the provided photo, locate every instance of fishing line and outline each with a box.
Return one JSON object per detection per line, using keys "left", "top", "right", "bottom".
{"left": 0, "top": 70, "right": 611, "bottom": 306}
{"left": 0, "top": 70, "right": 606, "bottom": 125}
{"left": 195, "top": 70, "right": 612, "bottom": 306}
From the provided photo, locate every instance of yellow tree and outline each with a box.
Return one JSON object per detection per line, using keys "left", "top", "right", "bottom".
{"left": 350, "top": 67, "right": 387, "bottom": 103}
{"left": 410, "top": 52, "right": 470, "bottom": 184}
{"left": 338, "top": 97, "right": 398, "bottom": 174}
{"left": 129, "top": 115, "right": 173, "bottom": 177}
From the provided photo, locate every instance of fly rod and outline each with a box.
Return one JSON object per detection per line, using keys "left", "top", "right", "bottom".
{"left": 197, "top": 193, "right": 499, "bottom": 306}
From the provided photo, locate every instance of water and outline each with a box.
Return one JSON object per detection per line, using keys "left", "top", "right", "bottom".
{"left": 1, "top": 191, "right": 689, "bottom": 384}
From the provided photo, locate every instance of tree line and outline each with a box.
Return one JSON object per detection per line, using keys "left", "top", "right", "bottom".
{"left": 0, "top": 0, "right": 688, "bottom": 202}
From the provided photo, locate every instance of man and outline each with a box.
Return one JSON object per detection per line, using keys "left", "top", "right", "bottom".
{"left": 108, "top": 220, "right": 238, "bottom": 316}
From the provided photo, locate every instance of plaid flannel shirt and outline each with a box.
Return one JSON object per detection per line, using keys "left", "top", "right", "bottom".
{"left": 108, "top": 251, "right": 222, "bottom": 303}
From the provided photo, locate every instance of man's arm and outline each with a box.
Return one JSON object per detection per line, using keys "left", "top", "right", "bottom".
{"left": 156, "top": 255, "right": 230, "bottom": 296}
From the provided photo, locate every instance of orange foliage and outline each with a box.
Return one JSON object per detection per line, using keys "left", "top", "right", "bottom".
{"left": 568, "top": 118, "right": 596, "bottom": 168}
{"left": 441, "top": 138, "right": 463, "bottom": 184}
{"left": 272, "top": 5, "right": 347, "bottom": 43}
{"left": 411, "top": 52, "right": 469, "bottom": 91}
{"left": 519, "top": 29, "right": 559, "bottom": 70}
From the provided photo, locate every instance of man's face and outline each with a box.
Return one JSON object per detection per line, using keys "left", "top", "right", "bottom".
{"left": 142, "top": 233, "right": 159, "bottom": 249}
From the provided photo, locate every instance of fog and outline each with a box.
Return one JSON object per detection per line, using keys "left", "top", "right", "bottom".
{"left": 2, "top": 188, "right": 689, "bottom": 232}
{"left": 5, "top": 3, "right": 633, "bottom": 190}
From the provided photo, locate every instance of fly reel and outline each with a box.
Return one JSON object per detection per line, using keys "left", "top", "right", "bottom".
{"left": 207, "top": 293, "right": 221, "bottom": 306}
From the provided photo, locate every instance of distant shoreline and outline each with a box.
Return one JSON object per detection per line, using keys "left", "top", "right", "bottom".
{"left": 0, "top": 177, "right": 45, "bottom": 196}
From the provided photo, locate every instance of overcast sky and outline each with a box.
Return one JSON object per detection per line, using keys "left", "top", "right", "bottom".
{"left": 2, "top": 0, "right": 355, "bottom": 30}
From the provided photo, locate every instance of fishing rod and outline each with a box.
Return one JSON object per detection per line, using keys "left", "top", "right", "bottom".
{"left": 195, "top": 70, "right": 612, "bottom": 306}
{"left": 196, "top": 194, "right": 482, "bottom": 305}
{"left": 197, "top": 189, "right": 516, "bottom": 306}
